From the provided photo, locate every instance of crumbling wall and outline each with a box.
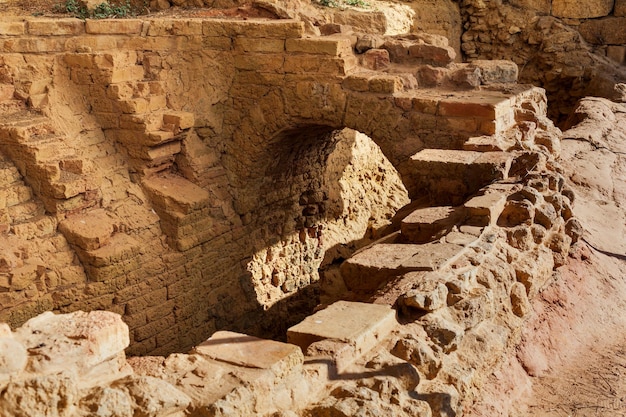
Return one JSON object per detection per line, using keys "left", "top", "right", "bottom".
{"left": 456, "top": 0, "right": 626, "bottom": 121}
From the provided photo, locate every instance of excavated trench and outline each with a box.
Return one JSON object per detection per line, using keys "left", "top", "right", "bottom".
{"left": 0, "top": 8, "right": 619, "bottom": 416}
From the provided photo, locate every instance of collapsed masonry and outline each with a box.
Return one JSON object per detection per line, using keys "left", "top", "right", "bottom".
{"left": 0, "top": 8, "right": 589, "bottom": 417}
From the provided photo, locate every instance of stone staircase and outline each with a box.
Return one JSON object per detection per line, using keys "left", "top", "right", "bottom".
{"left": 64, "top": 51, "right": 213, "bottom": 251}
{"left": 0, "top": 149, "right": 87, "bottom": 324}
{"left": 0, "top": 106, "right": 98, "bottom": 215}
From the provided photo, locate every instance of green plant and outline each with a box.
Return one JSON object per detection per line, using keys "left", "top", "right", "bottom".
{"left": 55, "top": 0, "right": 133, "bottom": 19}
{"left": 344, "top": 0, "right": 369, "bottom": 7}
{"left": 54, "top": 0, "right": 89, "bottom": 18}
{"left": 92, "top": 0, "right": 132, "bottom": 18}
{"left": 317, "top": 0, "right": 369, "bottom": 8}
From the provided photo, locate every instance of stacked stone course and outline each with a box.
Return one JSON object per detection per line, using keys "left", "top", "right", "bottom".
{"left": 0, "top": 7, "right": 591, "bottom": 416}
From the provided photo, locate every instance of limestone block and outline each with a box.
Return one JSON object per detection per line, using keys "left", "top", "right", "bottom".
{"left": 464, "top": 192, "right": 508, "bottom": 226}
{"left": 607, "top": 45, "right": 626, "bottom": 64}
{"left": 421, "top": 311, "right": 464, "bottom": 353}
{"left": 450, "top": 287, "right": 495, "bottom": 330}
{"left": 470, "top": 60, "right": 518, "bottom": 84}
{"left": 0, "top": 337, "right": 27, "bottom": 374}
{"left": 368, "top": 75, "right": 404, "bottom": 94}
{"left": 0, "top": 20, "right": 26, "bottom": 36}
{"left": 0, "top": 372, "right": 79, "bottom": 417}
{"left": 286, "top": 37, "right": 352, "bottom": 56}
{"left": 193, "top": 331, "right": 303, "bottom": 379}
{"left": 579, "top": 17, "right": 626, "bottom": 45}
{"left": 399, "top": 271, "right": 449, "bottom": 312}
{"left": 146, "top": 19, "right": 203, "bottom": 36}
{"left": 142, "top": 173, "right": 210, "bottom": 215}
{"left": 340, "top": 243, "right": 421, "bottom": 290}
{"left": 85, "top": 19, "right": 143, "bottom": 35}
{"left": 202, "top": 19, "right": 304, "bottom": 39}
{"left": 400, "top": 242, "right": 465, "bottom": 271}
{"left": 80, "top": 233, "right": 141, "bottom": 269}
{"left": 118, "top": 375, "right": 191, "bottom": 416}
{"left": 617, "top": 0, "right": 626, "bottom": 16}
{"left": 401, "top": 206, "right": 463, "bottom": 243}
{"left": 552, "top": 0, "right": 614, "bottom": 18}
{"left": 361, "top": 48, "right": 390, "bottom": 70}
{"left": 305, "top": 339, "right": 355, "bottom": 373}
{"left": 288, "top": 301, "right": 397, "bottom": 361}
{"left": 15, "top": 311, "right": 130, "bottom": 375}
{"left": 59, "top": 209, "right": 115, "bottom": 251}
{"left": 391, "top": 334, "right": 441, "bottom": 379}
{"left": 534, "top": 202, "right": 558, "bottom": 229}
{"left": 27, "top": 19, "right": 85, "bottom": 36}
{"left": 497, "top": 200, "right": 535, "bottom": 227}
{"left": 408, "top": 43, "right": 456, "bottom": 66}
{"left": 510, "top": 282, "right": 530, "bottom": 318}
{"left": 163, "top": 111, "right": 195, "bottom": 130}
{"left": 234, "top": 37, "right": 285, "bottom": 53}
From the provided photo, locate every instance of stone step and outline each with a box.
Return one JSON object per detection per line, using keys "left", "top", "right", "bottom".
{"left": 340, "top": 242, "right": 466, "bottom": 291}
{"left": 402, "top": 149, "right": 514, "bottom": 205}
{"left": 400, "top": 206, "right": 464, "bottom": 244}
{"left": 59, "top": 209, "right": 115, "bottom": 251}
{"left": 287, "top": 301, "right": 397, "bottom": 372}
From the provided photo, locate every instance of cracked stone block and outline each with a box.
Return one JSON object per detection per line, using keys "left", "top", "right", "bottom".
{"left": 14, "top": 310, "right": 130, "bottom": 375}
{"left": 398, "top": 271, "right": 449, "bottom": 312}
{"left": 287, "top": 301, "right": 397, "bottom": 362}
{"left": 193, "top": 331, "right": 303, "bottom": 379}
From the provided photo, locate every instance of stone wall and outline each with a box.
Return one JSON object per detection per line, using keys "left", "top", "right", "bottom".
{"left": 0, "top": 17, "right": 416, "bottom": 355}
{"left": 456, "top": 0, "right": 626, "bottom": 121}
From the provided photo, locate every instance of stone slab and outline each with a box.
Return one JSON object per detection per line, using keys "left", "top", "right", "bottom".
{"left": 400, "top": 242, "right": 465, "bottom": 271}
{"left": 59, "top": 208, "right": 115, "bottom": 251}
{"left": 142, "top": 173, "right": 210, "bottom": 215}
{"left": 340, "top": 243, "right": 422, "bottom": 290}
{"left": 193, "top": 330, "right": 303, "bottom": 378}
{"left": 287, "top": 301, "right": 397, "bottom": 361}
{"left": 579, "top": 17, "right": 626, "bottom": 45}
{"left": 401, "top": 206, "right": 464, "bottom": 243}
{"left": 464, "top": 192, "right": 508, "bottom": 226}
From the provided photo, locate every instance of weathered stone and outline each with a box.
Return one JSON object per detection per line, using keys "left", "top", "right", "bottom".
{"left": 15, "top": 311, "right": 130, "bottom": 375}
{"left": 391, "top": 335, "right": 441, "bottom": 379}
{"left": 464, "top": 192, "right": 508, "bottom": 226}
{"left": 0, "top": 337, "right": 27, "bottom": 374}
{"left": 401, "top": 242, "right": 465, "bottom": 271}
{"left": 287, "top": 301, "right": 397, "bottom": 359}
{"left": 339, "top": 243, "right": 421, "bottom": 290}
{"left": 497, "top": 200, "right": 535, "bottom": 227}
{"left": 579, "top": 17, "right": 626, "bottom": 45}
{"left": 617, "top": 0, "right": 626, "bottom": 16}
{"left": 421, "top": 311, "right": 464, "bottom": 353}
{"left": 552, "top": 0, "right": 614, "bottom": 18}
{"left": 401, "top": 206, "right": 463, "bottom": 243}
{"left": 399, "top": 271, "right": 449, "bottom": 312}
{"left": 59, "top": 209, "right": 115, "bottom": 251}
{"left": 510, "top": 281, "right": 530, "bottom": 318}
{"left": 193, "top": 331, "right": 303, "bottom": 378}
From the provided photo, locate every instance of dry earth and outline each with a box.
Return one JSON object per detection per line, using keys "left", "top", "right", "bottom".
{"left": 1, "top": 2, "right": 625, "bottom": 415}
